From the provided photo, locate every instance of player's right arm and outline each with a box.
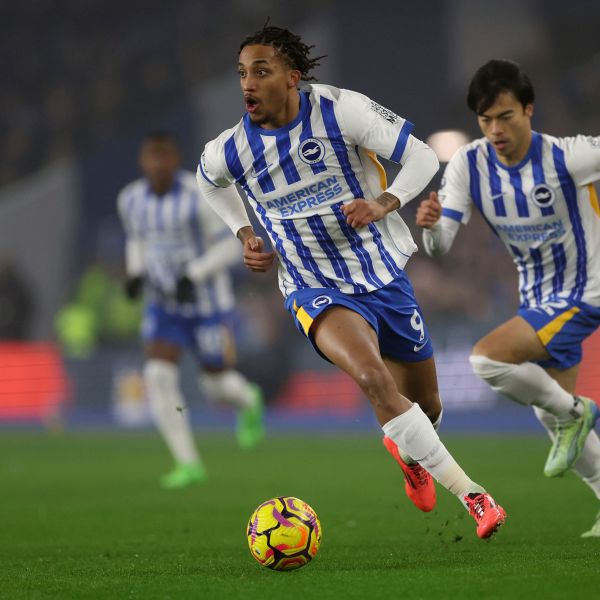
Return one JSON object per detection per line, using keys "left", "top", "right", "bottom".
{"left": 419, "top": 147, "right": 473, "bottom": 257}
{"left": 196, "top": 137, "right": 276, "bottom": 273}
{"left": 117, "top": 188, "right": 145, "bottom": 299}
{"left": 237, "top": 226, "right": 276, "bottom": 273}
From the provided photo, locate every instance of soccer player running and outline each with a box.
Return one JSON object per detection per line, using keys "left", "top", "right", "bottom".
{"left": 195, "top": 23, "right": 506, "bottom": 539}
{"left": 118, "top": 132, "right": 264, "bottom": 489}
{"left": 416, "top": 60, "right": 600, "bottom": 537}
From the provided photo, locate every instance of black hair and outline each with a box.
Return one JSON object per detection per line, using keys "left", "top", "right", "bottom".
{"left": 467, "top": 59, "right": 535, "bottom": 114}
{"left": 142, "top": 131, "right": 180, "bottom": 148}
{"left": 239, "top": 19, "right": 325, "bottom": 82}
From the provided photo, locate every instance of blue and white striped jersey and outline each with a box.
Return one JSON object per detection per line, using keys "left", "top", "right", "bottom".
{"left": 197, "top": 84, "right": 423, "bottom": 297}
{"left": 438, "top": 133, "right": 600, "bottom": 307}
{"left": 117, "top": 170, "right": 235, "bottom": 316}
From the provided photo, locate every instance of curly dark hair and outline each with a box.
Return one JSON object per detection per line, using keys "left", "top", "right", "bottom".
{"left": 239, "top": 19, "right": 325, "bottom": 82}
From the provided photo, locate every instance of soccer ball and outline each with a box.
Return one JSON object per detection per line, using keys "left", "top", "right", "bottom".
{"left": 246, "top": 496, "right": 322, "bottom": 571}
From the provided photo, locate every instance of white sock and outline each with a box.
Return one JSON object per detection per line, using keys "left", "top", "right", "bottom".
{"left": 399, "top": 407, "right": 443, "bottom": 465}
{"left": 533, "top": 406, "right": 600, "bottom": 500}
{"left": 200, "top": 369, "right": 254, "bottom": 409}
{"left": 470, "top": 355, "right": 582, "bottom": 423}
{"left": 144, "top": 359, "right": 199, "bottom": 465}
{"left": 382, "top": 404, "right": 484, "bottom": 504}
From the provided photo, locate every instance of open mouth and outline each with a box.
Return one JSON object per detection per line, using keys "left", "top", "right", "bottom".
{"left": 245, "top": 96, "right": 259, "bottom": 113}
{"left": 493, "top": 140, "right": 508, "bottom": 151}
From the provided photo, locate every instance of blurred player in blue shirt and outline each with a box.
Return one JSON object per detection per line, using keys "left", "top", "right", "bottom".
{"left": 195, "top": 22, "right": 507, "bottom": 539}
{"left": 417, "top": 60, "right": 600, "bottom": 536}
{"left": 118, "top": 132, "right": 264, "bottom": 489}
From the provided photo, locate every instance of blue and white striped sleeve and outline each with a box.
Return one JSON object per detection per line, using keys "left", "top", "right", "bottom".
{"left": 196, "top": 136, "right": 233, "bottom": 189}
{"left": 117, "top": 187, "right": 135, "bottom": 235}
{"left": 562, "top": 135, "right": 600, "bottom": 187}
{"left": 337, "top": 88, "right": 416, "bottom": 163}
{"left": 116, "top": 187, "right": 145, "bottom": 275}
{"left": 437, "top": 149, "right": 472, "bottom": 225}
{"left": 336, "top": 89, "right": 439, "bottom": 205}
{"left": 421, "top": 148, "right": 473, "bottom": 257}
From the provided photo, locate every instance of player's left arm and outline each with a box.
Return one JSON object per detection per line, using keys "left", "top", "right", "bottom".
{"left": 337, "top": 89, "right": 439, "bottom": 227}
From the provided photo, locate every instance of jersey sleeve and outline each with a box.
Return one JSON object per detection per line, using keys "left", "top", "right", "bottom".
{"left": 561, "top": 135, "right": 600, "bottom": 186}
{"left": 196, "top": 135, "right": 235, "bottom": 189}
{"left": 117, "top": 188, "right": 135, "bottom": 235}
{"left": 116, "top": 187, "right": 145, "bottom": 275}
{"left": 437, "top": 148, "right": 473, "bottom": 225}
{"left": 336, "top": 89, "right": 415, "bottom": 163}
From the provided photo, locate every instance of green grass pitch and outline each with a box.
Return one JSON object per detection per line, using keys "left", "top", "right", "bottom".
{"left": 1, "top": 431, "right": 599, "bottom": 599}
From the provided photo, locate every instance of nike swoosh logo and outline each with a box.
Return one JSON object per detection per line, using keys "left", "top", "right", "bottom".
{"left": 250, "top": 164, "right": 272, "bottom": 178}
{"left": 413, "top": 340, "right": 428, "bottom": 352}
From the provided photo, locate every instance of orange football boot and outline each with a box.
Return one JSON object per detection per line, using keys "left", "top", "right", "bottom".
{"left": 464, "top": 492, "right": 507, "bottom": 539}
{"left": 382, "top": 436, "right": 436, "bottom": 512}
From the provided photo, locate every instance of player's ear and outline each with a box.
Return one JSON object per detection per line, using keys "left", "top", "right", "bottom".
{"left": 288, "top": 69, "right": 301, "bottom": 88}
{"left": 524, "top": 103, "right": 534, "bottom": 118}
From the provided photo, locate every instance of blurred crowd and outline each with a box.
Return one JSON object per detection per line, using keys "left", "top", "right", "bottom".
{"left": 3, "top": 2, "right": 598, "bottom": 187}
{"left": 0, "top": 0, "right": 324, "bottom": 186}
{"left": 0, "top": 257, "right": 34, "bottom": 340}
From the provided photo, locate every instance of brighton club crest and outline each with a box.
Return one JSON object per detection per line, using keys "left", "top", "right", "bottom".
{"left": 530, "top": 183, "right": 556, "bottom": 208}
{"left": 298, "top": 138, "right": 325, "bottom": 165}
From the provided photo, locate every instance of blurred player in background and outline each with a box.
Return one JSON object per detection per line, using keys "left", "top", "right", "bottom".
{"left": 195, "top": 22, "right": 507, "bottom": 539}
{"left": 417, "top": 60, "right": 600, "bottom": 537}
{"left": 118, "top": 132, "right": 264, "bottom": 489}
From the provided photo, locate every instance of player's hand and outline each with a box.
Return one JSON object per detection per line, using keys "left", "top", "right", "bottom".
{"left": 416, "top": 191, "right": 442, "bottom": 228}
{"left": 175, "top": 276, "right": 196, "bottom": 303}
{"left": 238, "top": 228, "right": 276, "bottom": 273}
{"left": 124, "top": 276, "right": 143, "bottom": 300}
{"left": 341, "top": 193, "right": 399, "bottom": 228}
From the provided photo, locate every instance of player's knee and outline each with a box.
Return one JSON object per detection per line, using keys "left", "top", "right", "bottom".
{"left": 471, "top": 340, "right": 522, "bottom": 364}
{"left": 469, "top": 354, "right": 513, "bottom": 385}
{"left": 353, "top": 365, "right": 394, "bottom": 402}
{"left": 143, "top": 359, "right": 180, "bottom": 412}
{"left": 144, "top": 359, "right": 178, "bottom": 387}
{"left": 471, "top": 339, "right": 490, "bottom": 358}
{"left": 201, "top": 369, "right": 248, "bottom": 406}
